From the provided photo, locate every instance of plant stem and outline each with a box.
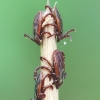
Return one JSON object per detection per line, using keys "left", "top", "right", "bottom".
{"left": 41, "top": 0, "right": 58, "bottom": 100}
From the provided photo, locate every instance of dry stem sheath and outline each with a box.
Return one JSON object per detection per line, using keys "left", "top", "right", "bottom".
{"left": 41, "top": 1, "right": 58, "bottom": 100}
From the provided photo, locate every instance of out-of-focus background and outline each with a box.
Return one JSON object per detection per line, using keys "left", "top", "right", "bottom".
{"left": 0, "top": 0, "right": 100, "bottom": 100}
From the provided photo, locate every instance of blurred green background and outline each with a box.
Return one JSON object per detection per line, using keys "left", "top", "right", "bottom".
{"left": 0, "top": 0, "right": 100, "bottom": 100}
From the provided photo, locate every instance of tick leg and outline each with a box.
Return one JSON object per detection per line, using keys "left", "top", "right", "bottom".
{"left": 63, "top": 72, "right": 67, "bottom": 79}
{"left": 41, "top": 73, "right": 52, "bottom": 88}
{"left": 47, "top": 34, "right": 56, "bottom": 38}
{"left": 42, "top": 31, "right": 57, "bottom": 38}
{"left": 42, "top": 24, "right": 57, "bottom": 29}
{"left": 50, "top": 73, "right": 61, "bottom": 89}
{"left": 57, "top": 29, "right": 76, "bottom": 42}
{"left": 40, "top": 57, "right": 53, "bottom": 68}
{"left": 52, "top": 72, "right": 66, "bottom": 89}
{"left": 52, "top": 79, "right": 62, "bottom": 89}
{"left": 50, "top": 73, "right": 58, "bottom": 79}
{"left": 42, "top": 13, "right": 56, "bottom": 23}
{"left": 41, "top": 32, "right": 51, "bottom": 37}
{"left": 42, "top": 73, "right": 52, "bottom": 81}
{"left": 47, "top": 32, "right": 59, "bottom": 38}
{"left": 24, "top": 34, "right": 41, "bottom": 45}
{"left": 42, "top": 85, "right": 53, "bottom": 93}
{"left": 24, "top": 34, "right": 34, "bottom": 41}
{"left": 61, "top": 51, "right": 65, "bottom": 57}
{"left": 55, "top": 81, "right": 63, "bottom": 89}
{"left": 38, "top": 93, "right": 46, "bottom": 98}
{"left": 38, "top": 74, "right": 53, "bottom": 99}
{"left": 45, "top": 5, "right": 52, "bottom": 13}
{"left": 34, "top": 66, "right": 52, "bottom": 80}
{"left": 50, "top": 73, "right": 58, "bottom": 83}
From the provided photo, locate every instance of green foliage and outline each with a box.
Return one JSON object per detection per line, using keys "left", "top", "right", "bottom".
{"left": 0, "top": 0, "right": 100, "bottom": 100}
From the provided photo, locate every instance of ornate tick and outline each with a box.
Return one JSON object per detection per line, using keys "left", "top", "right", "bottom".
{"left": 48, "top": 5, "right": 76, "bottom": 42}
{"left": 39, "top": 50, "right": 66, "bottom": 89}
{"left": 24, "top": 6, "right": 57, "bottom": 45}
{"left": 33, "top": 72, "right": 53, "bottom": 100}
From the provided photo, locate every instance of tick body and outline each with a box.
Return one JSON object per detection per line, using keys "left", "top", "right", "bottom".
{"left": 40, "top": 50, "right": 66, "bottom": 89}
{"left": 52, "top": 50, "right": 66, "bottom": 88}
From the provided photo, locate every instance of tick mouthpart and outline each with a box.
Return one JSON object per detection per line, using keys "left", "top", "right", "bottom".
{"left": 45, "top": 5, "right": 52, "bottom": 13}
